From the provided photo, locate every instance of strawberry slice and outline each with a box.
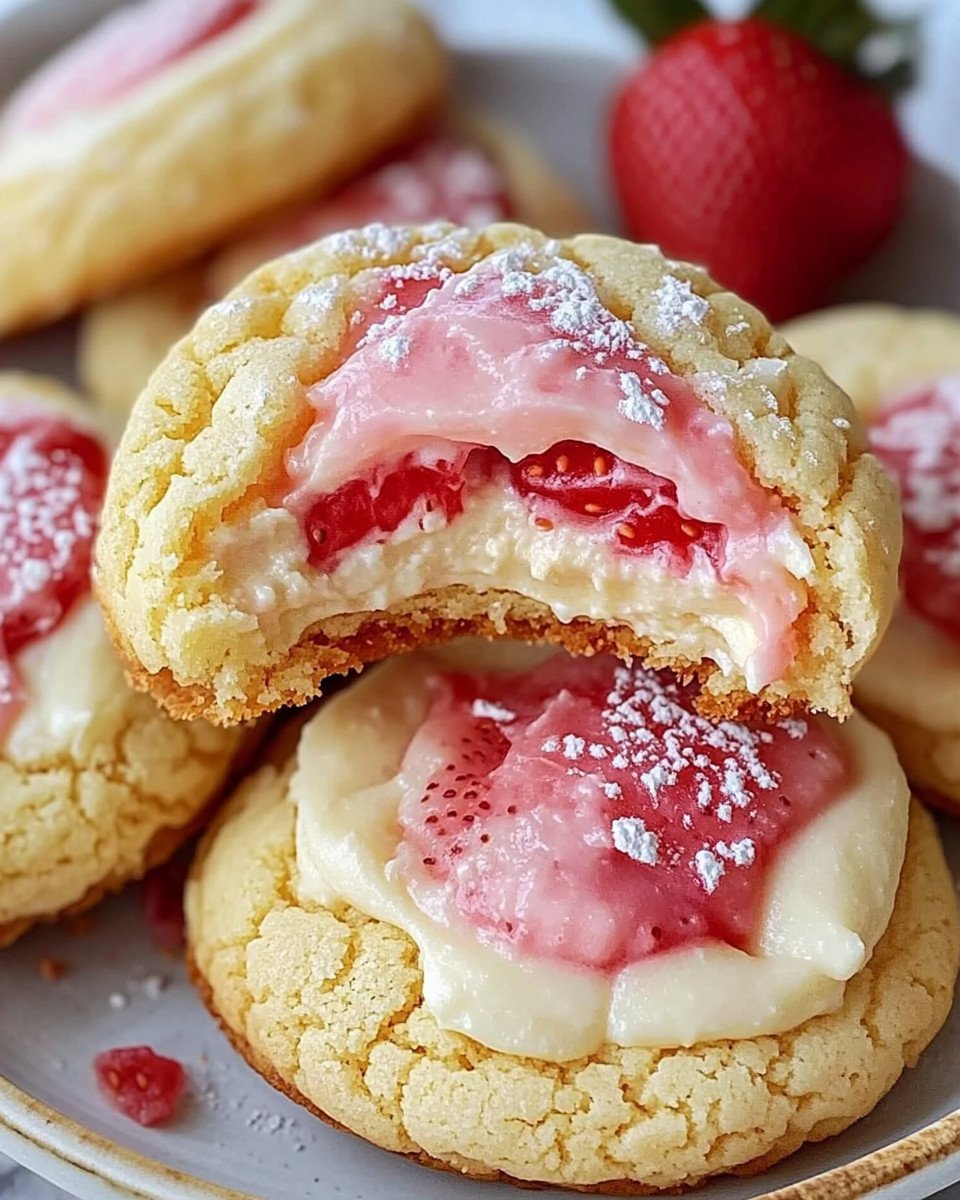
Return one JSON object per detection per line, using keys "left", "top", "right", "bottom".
{"left": 0, "top": 406, "right": 107, "bottom": 733}
{"left": 396, "top": 657, "right": 847, "bottom": 972}
{"left": 3, "top": 0, "right": 259, "bottom": 135}
{"left": 301, "top": 437, "right": 725, "bottom": 573}
{"left": 94, "top": 1046, "right": 186, "bottom": 1127}
{"left": 508, "top": 440, "right": 726, "bottom": 569}
{"left": 870, "top": 379, "right": 960, "bottom": 642}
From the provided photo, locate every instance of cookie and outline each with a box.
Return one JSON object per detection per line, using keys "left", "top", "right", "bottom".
{"left": 0, "top": 0, "right": 446, "bottom": 334}
{"left": 0, "top": 373, "right": 249, "bottom": 946}
{"left": 186, "top": 644, "right": 958, "bottom": 1191}
{"left": 783, "top": 304, "right": 960, "bottom": 417}
{"left": 79, "top": 119, "right": 591, "bottom": 419}
{"left": 783, "top": 305, "right": 960, "bottom": 814}
{"left": 95, "top": 222, "right": 900, "bottom": 725}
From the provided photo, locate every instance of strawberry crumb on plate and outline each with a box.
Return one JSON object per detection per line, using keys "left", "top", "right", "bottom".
{"left": 94, "top": 1046, "right": 186, "bottom": 1127}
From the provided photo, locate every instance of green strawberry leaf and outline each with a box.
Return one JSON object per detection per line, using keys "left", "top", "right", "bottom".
{"left": 611, "top": 0, "right": 710, "bottom": 47}
{"left": 750, "top": 0, "right": 917, "bottom": 92}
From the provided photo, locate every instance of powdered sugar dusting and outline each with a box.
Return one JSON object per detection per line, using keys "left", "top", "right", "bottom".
{"left": 0, "top": 405, "right": 107, "bottom": 732}
{"left": 611, "top": 816, "right": 659, "bottom": 865}
{"left": 653, "top": 276, "right": 709, "bottom": 336}
{"left": 471, "top": 698, "right": 516, "bottom": 723}
{"left": 694, "top": 849, "right": 724, "bottom": 894}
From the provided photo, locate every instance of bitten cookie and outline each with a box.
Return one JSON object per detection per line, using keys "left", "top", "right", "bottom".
{"left": 186, "top": 645, "right": 958, "bottom": 1192}
{"left": 96, "top": 222, "right": 900, "bottom": 724}
{"left": 0, "top": 373, "right": 249, "bottom": 946}
{"left": 79, "top": 120, "right": 592, "bottom": 419}
{"left": 783, "top": 305, "right": 960, "bottom": 814}
{"left": 0, "top": 0, "right": 446, "bottom": 333}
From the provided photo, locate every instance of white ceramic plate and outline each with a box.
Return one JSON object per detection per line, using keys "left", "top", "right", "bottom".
{"left": 3, "top": 2, "right": 960, "bottom": 1198}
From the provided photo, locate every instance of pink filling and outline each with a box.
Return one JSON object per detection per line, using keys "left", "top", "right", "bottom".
{"left": 284, "top": 252, "right": 808, "bottom": 688}
{"left": 226, "top": 136, "right": 512, "bottom": 275}
{"left": 870, "top": 379, "right": 960, "bottom": 643}
{"left": 0, "top": 402, "right": 107, "bottom": 734}
{"left": 2, "top": 0, "right": 259, "bottom": 135}
{"left": 393, "top": 655, "right": 848, "bottom": 973}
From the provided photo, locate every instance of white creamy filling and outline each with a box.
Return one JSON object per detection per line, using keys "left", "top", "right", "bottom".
{"left": 856, "top": 602, "right": 960, "bottom": 734}
{"left": 3, "top": 596, "right": 130, "bottom": 763}
{"left": 294, "top": 644, "right": 909, "bottom": 1061}
{"left": 210, "top": 486, "right": 784, "bottom": 681}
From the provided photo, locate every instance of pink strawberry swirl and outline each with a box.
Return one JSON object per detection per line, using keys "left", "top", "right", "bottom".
{"left": 284, "top": 241, "right": 813, "bottom": 690}
{"left": 392, "top": 654, "right": 848, "bottom": 973}
{"left": 2, "top": 0, "right": 259, "bottom": 136}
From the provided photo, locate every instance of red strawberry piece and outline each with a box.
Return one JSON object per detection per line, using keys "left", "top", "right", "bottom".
{"left": 508, "top": 440, "right": 725, "bottom": 569}
{"left": 3, "top": 0, "right": 259, "bottom": 135}
{"left": 869, "top": 380, "right": 960, "bottom": 642}
{"left": 609, "top": 11, "right": 910, "bottom": 321}
{"left": 94, "top": 1046, "right": 186, "bottom": 1127}
{"left": 303, "top": 452, "right": 468, "bottom": 569}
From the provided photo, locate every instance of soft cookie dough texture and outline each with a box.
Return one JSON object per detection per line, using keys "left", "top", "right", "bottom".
{"left": 186, "top": 754, "right": 959, "bottom": 1191}
{"left": 0, "top": 374, "right": 248, "bottom": 947}
{"left": 97, "top": 223, "right": 900, "bottom": 724}
{"left": 0, "top": 0, "right": 446, "bottom": 333}
{"left": 783, "top": 304, "right": 960, "bottom": 417}
{"left": 782, "top": 304, "right": 960, "bottom": 813}
{"left": 79, "top": 118, "right": 593, "bottom": 420}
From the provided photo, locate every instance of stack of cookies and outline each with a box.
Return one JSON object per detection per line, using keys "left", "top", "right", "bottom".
{"left": 0, "top": 0, "right": 958, "bottom": 1193}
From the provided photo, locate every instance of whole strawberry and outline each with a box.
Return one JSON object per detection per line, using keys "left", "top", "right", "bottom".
{"left": 610, "top": 1, "right": 913, "bottom": 322}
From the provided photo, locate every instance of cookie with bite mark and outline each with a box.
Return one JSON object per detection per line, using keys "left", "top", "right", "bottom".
{"left": 186, "top": 644, "right": 958, "bottom": 1191}
{"left": 0, "top": 0, "right": 446, "bottom": 334}
{"left": 78, "top": 119, "right": 592, "bottom": 420}
{"left": 0, "top": 373, "right": 250, "bottom": 946}
{"left": 783, "top": 305, "right": 960, "bottom": 815}
{"left": 95, "top": 222, "right": 900, "bottom": 724}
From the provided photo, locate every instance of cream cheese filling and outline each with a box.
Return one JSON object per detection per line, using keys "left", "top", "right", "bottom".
{"left": 294, "top": 643, "right": 909, "bottom": 1061}
{"left": 3, "top": 597, "right": 131, "bottom": 764}
{"left": 210, "top": 485, "right": 806, "bottom": 688}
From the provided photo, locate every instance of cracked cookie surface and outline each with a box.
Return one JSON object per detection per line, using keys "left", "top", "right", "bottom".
{"left": 96, "top": 223, "right": 900, "bottom": 724}
{"left": 186, "top": 755, "right": 958, "bottom": 1191}
{"left": 0, "top": 0, "right": 446, "bottom": 333}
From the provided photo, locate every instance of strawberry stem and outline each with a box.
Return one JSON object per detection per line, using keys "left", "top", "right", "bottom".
{"left": 611, "top": 0, "right": 710, "bottom": 47}
{"left": 750, "top": 0, "right": 916, "bottom": 91}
